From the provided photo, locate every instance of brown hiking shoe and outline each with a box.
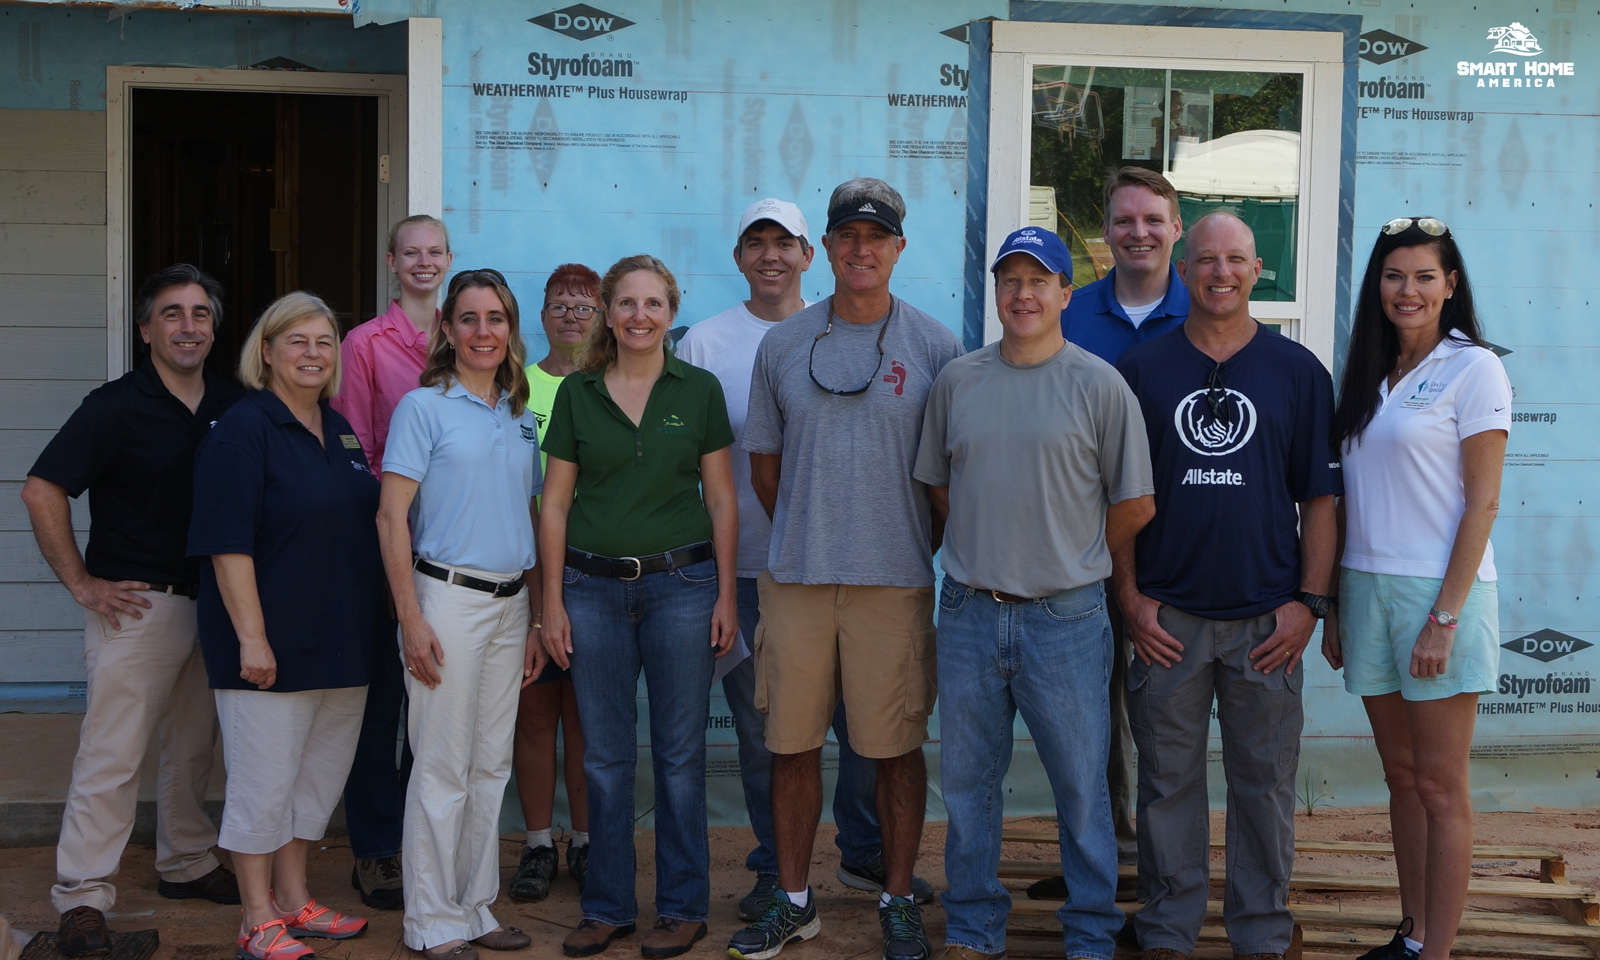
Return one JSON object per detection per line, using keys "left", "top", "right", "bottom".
{"left": 562, "top": 919, "right": 635, "bottom": 958}
{"left": 58, "top": 906, "right": 112, "bottom": 957}
{"left": 640, "top": 918, "right": 706, "bottom": 959}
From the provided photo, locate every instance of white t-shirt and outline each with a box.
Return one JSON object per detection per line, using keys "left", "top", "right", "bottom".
{"left": 1121, "top": 297, "right": 1163, "bottom": 326}
{"left": 677, "top": 301, "right": 808, "bottom": 578}
{"left": 1341, "top": 337, "right": 1512, "bottom": 581}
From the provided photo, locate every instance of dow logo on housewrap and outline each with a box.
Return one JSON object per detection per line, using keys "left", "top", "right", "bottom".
{"left": 1502, "top": 628, "right": 1593, "bottom": 663}
{"left": 529, "top": 3, "right": 636, "bottom": 40}
{"left": 1359, "top": 28, "right": 1427, "bottom": 65}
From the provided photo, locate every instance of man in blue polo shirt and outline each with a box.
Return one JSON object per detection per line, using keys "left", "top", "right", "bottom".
{"left": 1114, "top": 213, "right": 1338, "bottom": 960}
{"left": 1057, "top": 166, "right": 1187, "bottom": 872}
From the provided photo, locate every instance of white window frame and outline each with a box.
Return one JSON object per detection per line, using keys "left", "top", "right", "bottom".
{"left": 984, "top": 21, "right": 1344, "bottom": 368}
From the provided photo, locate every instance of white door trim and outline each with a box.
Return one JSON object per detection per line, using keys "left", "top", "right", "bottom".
{"left": 104, "top": 65, "right": 410, "bottom": 380}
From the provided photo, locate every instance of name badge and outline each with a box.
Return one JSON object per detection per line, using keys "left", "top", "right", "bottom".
{"left": 1401, "top": 395, "right": 1436, "bottom": 410}
{"left": 340, "top": 434, "right": 362, "bottom": 449}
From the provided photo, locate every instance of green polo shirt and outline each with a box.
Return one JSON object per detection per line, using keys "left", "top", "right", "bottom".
{"left": 543, "top": 353, "right": 735, "bottom": 558}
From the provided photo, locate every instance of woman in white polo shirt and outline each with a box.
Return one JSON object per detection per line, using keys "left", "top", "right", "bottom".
{"left": 1323, "top": 218, "right": 1510, "bottom": 960}
{"left": 376, "top": 269, "right": 544, "bottom": 960}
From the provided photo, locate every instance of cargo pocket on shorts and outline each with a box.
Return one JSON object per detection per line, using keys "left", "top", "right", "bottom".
{"left": 902, "top": 626, "right": 938, "bottom": 722}
{"left": 752, "top": 620, "right": 771, "bottom": 715}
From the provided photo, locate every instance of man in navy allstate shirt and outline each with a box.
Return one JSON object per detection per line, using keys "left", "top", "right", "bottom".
{"left": 1112, "top": 213, "right": 1340, "bottom": 960}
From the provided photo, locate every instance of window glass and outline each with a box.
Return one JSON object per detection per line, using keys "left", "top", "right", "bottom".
{"left": 1029, "top": 65, "right": 1303, "bottom": 300}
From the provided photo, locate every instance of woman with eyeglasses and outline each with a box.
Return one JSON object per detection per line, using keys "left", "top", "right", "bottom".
{"left": 376, "top": 269, "right": 544, "bottom": 960}
{"left": 539, "top": 254, "right": 739, "bottom": 959}
{"left": 1322, "top": 218, "right": 1510, "bottom": 960}
{"left": 508, "top": 263, "right": 600, "bottom": 904}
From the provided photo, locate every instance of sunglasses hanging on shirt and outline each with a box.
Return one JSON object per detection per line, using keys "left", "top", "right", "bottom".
{"left": 808, "top": 313, "right": 890, "bottom": 397}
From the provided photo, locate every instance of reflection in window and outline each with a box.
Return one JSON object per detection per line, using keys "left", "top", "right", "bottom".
{"left": 1030, "top": 66, "right": 1303, "bottom": 300}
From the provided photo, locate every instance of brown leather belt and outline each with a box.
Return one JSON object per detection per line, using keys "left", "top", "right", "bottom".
{"left": 987, "top": 589, "right": 1036, "bottom": 604}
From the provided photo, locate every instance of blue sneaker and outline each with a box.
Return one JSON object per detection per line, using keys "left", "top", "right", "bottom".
{"left": 878, "top": 895, "right": 931, "bottom": 960}
{"left": 727, "top": 888, "right": 821, "bottom": 960}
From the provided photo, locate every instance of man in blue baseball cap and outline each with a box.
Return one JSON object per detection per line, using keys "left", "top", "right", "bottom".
{"left": 912, "top": 227, "right": 1155, "bottom": 960}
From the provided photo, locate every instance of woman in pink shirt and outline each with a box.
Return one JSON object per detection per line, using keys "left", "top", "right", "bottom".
{"left": 330, "top": 214, "right": 452, "bottom": 911}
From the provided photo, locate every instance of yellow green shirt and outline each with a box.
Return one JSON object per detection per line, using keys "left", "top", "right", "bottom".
{"left": 524, "top": 361, "right": 568, "bottom": 476}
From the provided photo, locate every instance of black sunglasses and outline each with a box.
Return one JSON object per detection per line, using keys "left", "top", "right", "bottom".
{"left": 809, "top": 314, "right": 890, "bottom": 397}
{"left": 1205, "top": 361, "right": 1231, "bottom": 426}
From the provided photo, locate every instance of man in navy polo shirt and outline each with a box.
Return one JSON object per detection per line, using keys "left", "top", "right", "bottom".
{"left": 1057, "top": 166, "right": 1188, "bottom": 870}
{"left": 1113, "top": 213, "right": 1338, "bottom": 960}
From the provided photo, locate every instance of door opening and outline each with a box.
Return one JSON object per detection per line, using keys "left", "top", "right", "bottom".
{"left": 129, "top": 88, "right": 380, "bottom": 381}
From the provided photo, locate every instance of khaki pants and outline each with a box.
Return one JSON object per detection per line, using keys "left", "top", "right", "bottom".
{"left": 53, "top": 592, "right": 220, "bottom": 913}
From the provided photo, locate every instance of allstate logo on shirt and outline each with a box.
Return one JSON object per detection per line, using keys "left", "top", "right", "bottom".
{"left": 1174, "top": 388, "right": 1257, "bottom": 456}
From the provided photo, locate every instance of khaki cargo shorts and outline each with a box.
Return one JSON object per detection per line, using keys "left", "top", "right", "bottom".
{"left": 753, "top": 570, "right": 936, "bottom": 759}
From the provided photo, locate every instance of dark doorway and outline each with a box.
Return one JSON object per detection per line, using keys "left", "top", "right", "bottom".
{"left": 130, "top": 88, "right": 380, "bottom": 381}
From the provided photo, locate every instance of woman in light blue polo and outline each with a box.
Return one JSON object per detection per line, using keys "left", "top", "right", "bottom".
{"left": 1323, "top": 219, "right": 1509, "bottom": 960}
{"left": 375, "top": 269, "right": 543, "bottom": 960}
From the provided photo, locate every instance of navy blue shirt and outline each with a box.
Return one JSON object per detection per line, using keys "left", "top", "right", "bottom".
{"left": 189, "top": 390, "right": 385, "bottom": 692}
{"left": 1116, "top": 324, "right": 1341, "bottom": 620}
{"left": 1062, "top": 263, "right": 1189, "bottom": 366}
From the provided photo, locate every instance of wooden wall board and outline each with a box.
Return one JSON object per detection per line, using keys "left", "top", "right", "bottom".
{"left": 0, "top": 529, "right": 87, "bottom": 582}
{"left": 0, "top": 110, "right": 107, "bottom": 173}
{"left": 0, "top": 224, "right": 106, "bottom": 277}
{"left": 0, "top": 430, "right": 59, "bottom": 482}
{"left": 0, "top": 275, "right": 104, "bottom": 326}
{"left": 0, "top": 583, "right": 83, "bottom": 630}
{"left": 0, "top": 329, "right": 108, "bottom": 380}
{"left": 0, "top": 381, "right": 101, "bottom": 429}
{"left": 0, "top": 630, "right": 84, "bottom": 682}
{"left": 0, "top": 482, "right": 89, "bottom": 531}
{"left": 0, "top": 170, "right": 105, "bottom": 225}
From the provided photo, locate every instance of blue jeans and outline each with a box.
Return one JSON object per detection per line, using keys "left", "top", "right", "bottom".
{"left": 342, "top": 618, "right": 411, "bottom": 860}
{"left": 721, "top": 577, "right": 882, "bottom": 875}
{"left": 936, "top": 580, "right": 1122, "bottom": 960}
{"left": 565, "top": 557, "right": 718, "bottom": 925}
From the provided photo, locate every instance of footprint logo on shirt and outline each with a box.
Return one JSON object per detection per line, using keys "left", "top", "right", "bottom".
{"left": 883, "top": 360, "right": 908, "bottom": 396}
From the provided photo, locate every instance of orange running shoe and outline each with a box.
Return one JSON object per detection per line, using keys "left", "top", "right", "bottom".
{"left": 277, "top": 899, "right": 368, "bottom": 940}
{"left": 237, "top": 918, "right": 315, "bottom": 960}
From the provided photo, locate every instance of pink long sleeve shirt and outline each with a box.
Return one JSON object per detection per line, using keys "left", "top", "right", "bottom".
{"left": 332, "top": 300, "right": 434, "bottom": 474}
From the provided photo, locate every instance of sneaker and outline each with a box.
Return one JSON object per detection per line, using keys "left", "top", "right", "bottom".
{"left": 57, "top": 906, "right": 111, "bottom": 958}
{"left": 739, "top": 874, "right": 781, "bottom": 922}
{"left": 878, "top": 895, "right": 931, "bottom": 960}
{"left": 350, "top": 856, "right": 404, "bottom": 911}
{"left": 640, "top": 918, "right": 706, "bottom": 959}
{"left": 159, "top": 865, "right": 242, "bottom": 904}
{"left": 1357, "top": 919, "right": 1419, "bottom": 960}
{"left": 276, "top": 899, "right": 367, "bottom": 940}
{"left": 727, "top": 889, "right": 821, "bottom": 960}
{"left": 566, "top": 841, "right": 589, "bottom": 891}
{"left": 837, "top": 855, "right": 936, "bottom": 905}
{"left": 237, "top": 918, "right": 315, "bottom": 960}
{"left": 509, "top": 845, "right": 558, "bottom": 902}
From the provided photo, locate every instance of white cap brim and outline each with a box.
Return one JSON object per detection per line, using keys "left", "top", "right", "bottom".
{"left": 738, "top": 198, "right": 809, "bottom": 242}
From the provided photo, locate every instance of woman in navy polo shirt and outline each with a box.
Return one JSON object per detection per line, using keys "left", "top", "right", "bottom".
{"left": 189, "top": 292, "right": 385, "bottom": 960}
{"left": 376, "top": 270, "right": 543, "bottom": 960}
{"left": 539, "top": 255, "right": 739, "bottom": 959}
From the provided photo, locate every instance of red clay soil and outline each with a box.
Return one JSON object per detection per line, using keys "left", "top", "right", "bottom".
{"left": 2, "top": 809, "right": 1596, "bottom": 960}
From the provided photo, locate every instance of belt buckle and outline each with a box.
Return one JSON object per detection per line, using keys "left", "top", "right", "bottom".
{"left": 990, "top": 589, "right": 1007, "bottom": 603}
{"left": 619, "top": 557, "right": 643, "bottom": 582}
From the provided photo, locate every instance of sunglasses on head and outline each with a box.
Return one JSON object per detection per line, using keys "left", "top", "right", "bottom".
{"left": 1381, "top": 217, "right": 1450, "bottom": 238}
{"left": 448, "top": 268, "right": 507, "bottom": 290}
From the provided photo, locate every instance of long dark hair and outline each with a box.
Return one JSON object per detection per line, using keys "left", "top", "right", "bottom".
{"left": 1332, "top": 222, "right": 1484, "bottom": 446}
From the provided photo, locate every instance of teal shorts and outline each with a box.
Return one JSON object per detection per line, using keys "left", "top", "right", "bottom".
{"left": 1338, "top": 568, "right": 1500, "bottom": 701}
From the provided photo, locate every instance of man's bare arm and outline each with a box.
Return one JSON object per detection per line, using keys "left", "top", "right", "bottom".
{"left": 750, "top": 452, "right": 782, "bottom": 520}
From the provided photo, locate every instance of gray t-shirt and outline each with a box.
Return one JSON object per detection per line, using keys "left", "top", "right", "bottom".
{"left": 914, "top": 340, "right": 1153, "bottom": 597}
{"left": 743, "top": 296, "right": 964, "bottom": 587}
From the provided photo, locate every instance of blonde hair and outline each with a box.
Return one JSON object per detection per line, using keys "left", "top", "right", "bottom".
{"left": 237, "top": 292, "right": 342, "bottom": 399}
{"left": 388, "top": 214, "right": 450, "bottom": 255}
{"left": 577, "top": 255, "right": 681, "bottom": 374}
{"left": 421, "top": 270, "right": 531, "bottom": 416}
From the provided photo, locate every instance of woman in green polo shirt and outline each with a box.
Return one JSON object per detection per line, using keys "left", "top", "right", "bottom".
{"left": 510, "top": 263, "right": 599, "bottom": 904}
{"left": 539, "top": 254, "right": 739, "bottom": 960}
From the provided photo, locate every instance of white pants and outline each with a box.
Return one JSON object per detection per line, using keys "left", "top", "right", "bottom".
{"left": 402, "top": 568, "right": 529, "bottom": 950}
{"left": 215, "top": 686, "right": 366, "bottom": 855}
{"left": 54, "top": 593, "right": 220, "bottom": 913}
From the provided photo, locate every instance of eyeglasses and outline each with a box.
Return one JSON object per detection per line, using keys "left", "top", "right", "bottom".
{"left": 544, "top": 303, "right": 597, "bottom": 319}
{"left": 1205, "top": 361, "right": 1231, "bottom": 426}
{"left": 447, "top": 268, "right": 507, "bottom": 291}
{"left": 1381, "top": 217, "right": 1450, "bottom": 237}
{"left": 808, "top": 314, "right": 889, "bottom": 397}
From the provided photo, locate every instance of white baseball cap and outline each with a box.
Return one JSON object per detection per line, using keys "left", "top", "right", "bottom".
{"left": 737, "top": 198, "right": 809, "bottom": 243}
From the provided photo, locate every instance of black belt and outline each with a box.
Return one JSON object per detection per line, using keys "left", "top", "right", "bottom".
{"left": 986, "top": 589, "right": 1036, "bottom": 604}
{"left": 145, "top": 582, "right": 200, "bottom": 600}
{"left": 414, "top": 559, "right": 526, "bottom": 598}
{"left": 565, "top": 542, "right": 714, "bottom": 581}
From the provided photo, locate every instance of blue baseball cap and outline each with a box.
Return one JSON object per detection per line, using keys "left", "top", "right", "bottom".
{"left": 990, "top": 226, "right": 1073, "bottom": 282}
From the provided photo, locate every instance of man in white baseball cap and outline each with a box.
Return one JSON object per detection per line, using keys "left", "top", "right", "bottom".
{"left": 678, "top": 198, "right": 934, "bottom": 927}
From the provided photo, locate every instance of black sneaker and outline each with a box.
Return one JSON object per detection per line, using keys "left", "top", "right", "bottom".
{"left": 877, "top": 895, "right": 931, "bottom": 960}
{"left": 566, "top": 841, "right": 588, "bottom": 891}
{"left": 158, "top": 864, "right": 241, "bottom": 905}
{"left": 508, "top": 845, "right": 558, "bottom": 902}
{"left": 727, "top": 888, "right": 821, "bottom": 960}
{"left": 837, "top": 855, "right": 936, "bottom": 905}
{"left": 739, "top": 873, "right": 782, "bottom": 922}
{"left": 1358, "top": 918, "right": 1419, "bottom": 960}
{"left": 350, "top": 856, "right": 404, "bottom": 910}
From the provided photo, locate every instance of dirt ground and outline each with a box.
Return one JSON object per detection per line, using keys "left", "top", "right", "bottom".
{"left": 3, "top": 808, "right": 1597, "bottom": 960}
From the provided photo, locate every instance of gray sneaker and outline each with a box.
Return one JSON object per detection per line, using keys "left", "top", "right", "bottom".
{"left": 837, "top": 854, "right": 936, "bottom": 905}
{"left": 727, "top": 888, "right": 821, "bottom": 960}
{"left": 739, "top": 873, "right": 782, "bottom": 922}
{"left": 350, "top": 856, "right": 403, "bottom": 911}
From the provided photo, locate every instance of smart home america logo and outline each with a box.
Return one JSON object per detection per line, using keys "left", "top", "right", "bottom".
{"left": 529, "top": 3, "right": 635, "bottom": 40}
{"left": 1457, "top": 22, "right": 1575, "bottom": 89}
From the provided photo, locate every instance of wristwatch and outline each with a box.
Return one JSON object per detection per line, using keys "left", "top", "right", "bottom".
{"left": 1429, "top": 607, "right": 1459, "bottom": 627}
{"left": 1296, "top": 591, "right": 1335, "bottom": 619}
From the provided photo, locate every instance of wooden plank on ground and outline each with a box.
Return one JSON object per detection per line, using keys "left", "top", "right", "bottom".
{"left": 1008, "top": 924, "right": 1595, "bottom": 960}
{"left": 1002, "top": 828, "right": 1565, "bottom": 864}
